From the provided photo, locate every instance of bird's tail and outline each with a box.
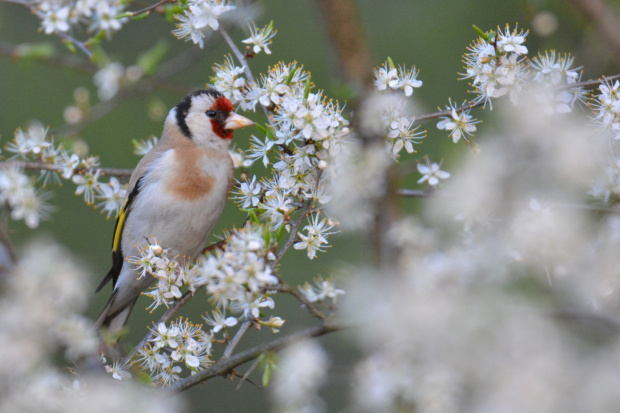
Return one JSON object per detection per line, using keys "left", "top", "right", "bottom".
{"left": 93, "top": 289, "right": 138, "bottom": 342}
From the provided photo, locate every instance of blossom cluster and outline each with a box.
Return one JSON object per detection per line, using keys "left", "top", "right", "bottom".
{"left": 589, "top": 79, "right": 620, "bottom": 204}
{"left": 436, "top": 99, "right": 480, "bottom": 144}
{"left": 461, "top": 24, "right": 529, "bottom": 107}
{"left": 528, "top": 51, "right": 587, "bottom": 114}
{"left": 127, "top": 242, "right": 196, "bottom": 311}
{"left": 34, "top": 0, "right": 126, "bottom": 37}
{"left": 194, "top": 224, "right": 279, "bottom": 319}
{"left": 212, "top": 58, "right": 349, "bottom": 258}
{"left": 172, "top": 0, "right": 237, "bottom": 48}
{"left": 136, "top": 319, "right": 212, "bottom": 385}
{"left": 0, "top": 122, "right": 127, "bottom": 227}
{"left": 0, "top": 242, "right": 177, "bottom": 413}
{"left": 372, "top": 61, "right": 426, "bottom": 154}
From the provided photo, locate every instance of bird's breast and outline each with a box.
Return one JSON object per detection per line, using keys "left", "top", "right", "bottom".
{"left": 165, "top": 145, "right": 231, "bottom": 200}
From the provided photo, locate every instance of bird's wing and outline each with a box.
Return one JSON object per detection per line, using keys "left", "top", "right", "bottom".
{"left": 95, "top": 174, "right": 146, "bottom": 292}
{"left": 95, "top": 141, "right": 175, "bottom": 293}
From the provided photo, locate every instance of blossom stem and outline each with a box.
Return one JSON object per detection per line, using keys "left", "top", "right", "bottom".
{"left": 165, "top": 321, "right": 345, "bottom": 394}
{"left": 125, "top": 0, "right": 174, "bottom": 17}
{"left": 274, "top": 200, "right": 313, "bottom": 266}
{"left": 218, "top": 26, "right": 274, "bottom": 127}
{"left": 223, "top": 319, "right": 252, "bottom": 358}
{"left": 268, "top": 282, "right": 327, "bottom": 321}
{"left": 0, "top": 160, "right": 134, "bottom": 177}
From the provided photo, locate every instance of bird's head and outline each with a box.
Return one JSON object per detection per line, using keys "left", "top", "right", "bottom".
{"left": 170, "top": 89, "right": 254, "bottom": 148}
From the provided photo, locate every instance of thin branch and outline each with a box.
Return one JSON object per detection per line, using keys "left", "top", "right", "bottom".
{"left": 274, "top": 200, "right": 313, "bottom": 266}
{"left": 396, "top": 189, "right": 435, "bottom": 198}
{"left": 57, "top": 32, "right": 92, "bottom": 59}
{"left": 165, "top": 321, "right": 345, "bottom": 394}
{"left": 218, "top": 26, "right": 274, "bottom": 126}
{"left": 0, "top": 160, "right": 134, "bottom": 177}
{"left": 125, "top": 0, "right": 174, "bottom": 17}
{"left": 267, "top": 282, "right": 326, "bottom": 321}
{"left": 223, "top": 319, "right": 252, "bottom": 358}
{"left": 0, "top": 42, "right": 97, "bottom": 73}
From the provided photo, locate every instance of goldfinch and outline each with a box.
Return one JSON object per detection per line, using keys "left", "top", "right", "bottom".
{"left": 94, "top": 89, "right": 254, "bottom": 336}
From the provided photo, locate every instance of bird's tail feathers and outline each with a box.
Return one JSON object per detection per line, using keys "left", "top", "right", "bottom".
{"left": 93, "top": 290, "right": 138, "bottom": 343}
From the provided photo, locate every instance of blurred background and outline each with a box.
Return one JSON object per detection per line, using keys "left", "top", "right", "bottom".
{"left": 1, "top": 0, "right": 619, "bottom": 410}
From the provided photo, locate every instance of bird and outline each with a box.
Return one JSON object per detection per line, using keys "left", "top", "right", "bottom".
{"left": 93, "top": 88, "right": 254, "bottom": 339}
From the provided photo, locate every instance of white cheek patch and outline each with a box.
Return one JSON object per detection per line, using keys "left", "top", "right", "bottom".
{"left": 184, "top": 112, "right": 211, "bottom": 139}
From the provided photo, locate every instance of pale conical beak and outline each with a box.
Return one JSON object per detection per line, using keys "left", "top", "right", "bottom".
{"left": 225, "top": 112, "right": 255, "bottom": 130}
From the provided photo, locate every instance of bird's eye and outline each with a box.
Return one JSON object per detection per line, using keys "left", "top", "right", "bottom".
{"left": 206, "top": 110, "right": 217, "bottom": 118}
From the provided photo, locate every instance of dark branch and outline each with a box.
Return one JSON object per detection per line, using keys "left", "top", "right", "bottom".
{"left": 165, "top": 322, "right": 345, "bottom": 394}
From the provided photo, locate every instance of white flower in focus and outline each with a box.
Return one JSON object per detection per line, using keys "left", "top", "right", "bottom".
{"left": 397, "top": 65, "right": 423, "bottom": 96}
{"left": 260, "top": 190, "right": 293, "bottom": 229}
{"left": 436, "top": 100, "right": 479, "bottom": 143}
{"left": 189, "top": 0, "right": 236, "bottom": 31}
{"left": 211, "top": 55, "right": 246, "bottom": 103}
{"left": 203, "top": 310, "right": 238, "bottom": 333}
{"left": 417, "top": 158, "right": 450, "bottom": 187}
{"left": 61, "top": 153, "right": 81, "bottom": 179}
{"left": 294, "top": 214, "right": 336, "bottom": 260}
{"left": 233, "top": 176, "right": 261, "bottom": 209}
{"left": 96, "top": 177, "right": 127, "bottom": 218}
{"left": 497, "top": 24, "right": 529, "bottom": 55}
{"left": 152, "top": 322, "right": 180, "bottom": 350}
{"left": 173, "top": 11, "right": 206, "bottom": 48}
{"left": 242, "top": 22, "right": 276, "bottom": 55}
{"left": 374, "top": 62, "right": 399, "bottom": 91}
{"left": 248, "top": 135, "right": 276, "bottom": 166}
{"left": 387, "top": 117, "right": 425, "bottom": 154}
{"left": 72, "top": 169, "right": 101, "bottom": 204}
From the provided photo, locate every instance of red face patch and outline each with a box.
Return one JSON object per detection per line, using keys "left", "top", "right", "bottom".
{"left": 213, "top": 96, "right": 234, "bottom": 112}
{"left": 211, "top": 120, "right": 233, "bottom": 140}
{"left": 209, "top": 96, "right": 235, "bottom": 140}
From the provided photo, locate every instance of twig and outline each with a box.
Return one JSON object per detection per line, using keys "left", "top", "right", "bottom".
{"left": 235, "top": 356, "right": 262, "bottom": 390}
{"left": 218, "top": 26, "right": 274, "bottom": 126}
{"left": 396, "top": 189, "right": 435, "bottom": 198}
{"left": 0, "top": 160, "right": 134, "bottom": 177}
{"left": 223, "top": 319, "right": 252, "bottom": 358}
{"left": 165, "top": 321, "right": 345, "bottom": 394}
{"left": 125, "top": 0, "right": 174, "bottom": 17}
{"left": 274, "top": 200, "right": 313, "bottom": 266}
{"left": 0, "top": 42, "right": 97, "bottom": 73}
{"left": 57, "top": 32, "right": 92, "bottom": 59}
{"left": 267, "top": 282, "right": 326, "bottom": 321}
